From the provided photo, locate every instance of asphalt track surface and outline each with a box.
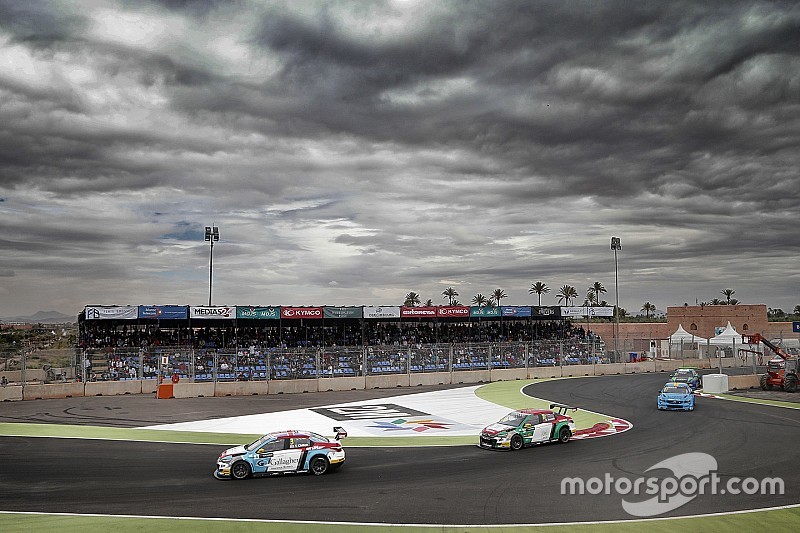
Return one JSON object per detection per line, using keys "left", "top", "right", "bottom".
{"left": 1, "top": 373, "right": 799, "bottom": 525}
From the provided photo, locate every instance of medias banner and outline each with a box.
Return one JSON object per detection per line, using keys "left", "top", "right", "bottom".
{"left": 281, "top": 307, "right": 323, "bottom": 319}
{"left": 190, "top": 306, "right": 235, "bottom": 319}
{"left": 470, "top": 306, "right": 501, "bottom": 317}
{"left": 323, "top": 306, "right": 363, "bottom": 319}
{"left": 138, "top": 305, "right": 188, "bottom": 320}
{"left": 84, "top": 305, "right": 138, "bottom": 320}
{"left": 437, "top": 306, "right": 470, "bottom": 318}
{"left": 501, "top": 306, "right": 532, "bottom": 317}
{"left": 237, "top": 306, "right": 280, "bottom": 319}
{"left": 363, "top": 306, "right": 401, "bottom": 319}
{"left": 401, "top": 306, "right": 437, "bottom": 318}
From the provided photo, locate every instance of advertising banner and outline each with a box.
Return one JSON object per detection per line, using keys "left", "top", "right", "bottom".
{"left": 190, "top": 306, "right": 235, "bottom": 319}
{"left": 501, "top": 306, "right": 532, "bottom": 317}
{"left": 531, "top": 306, "right": 560, "bottom": 319}
{"left": 793, "top": 321, "right": 800, "bottom": 333}
{"left": 401, "top": 306, "right": 437, "bottom": 318}
{"left": 84, "top": 306, "right": 138, "bottom": 320}
{"left": 437, "top": 306, "right": 470, "bottom": 318}
{"left": 586, "top": 306, "right": 614, "bottom": 317}
{"left": 236, "top": 306, "right": 280, "bottom": 319}
{"left": 323, "top": 306, "right": 363, "bottom": 319}
{"left": 470, "top": 306, "right": 501, "bottom": 318}
{"left": 281, "top": 307, "right": 323, "bottom": 319}
{"left": 560, "top": 307, "right": 586, "bottom": 318}
{"left": 138, "top": 305, "right": 188, "bottom": 320}
{"left": 560, "top": 306, "right": 615, "bottom": 318}
{"left": 363, "top": 306, "right": 401, "bottom": 319}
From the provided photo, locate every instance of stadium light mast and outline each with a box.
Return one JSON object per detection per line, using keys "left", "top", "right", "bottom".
{"left": 611, "top": 236, "right": 621, "bottom": 362}
{"left": 205, "top": 225, "right": 220, "bottom": 306}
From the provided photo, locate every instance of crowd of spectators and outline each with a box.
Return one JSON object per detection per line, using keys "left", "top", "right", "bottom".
{"left": 79, "top": 319, "right": 604, "bottom": 381}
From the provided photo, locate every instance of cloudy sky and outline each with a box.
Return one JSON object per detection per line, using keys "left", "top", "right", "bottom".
{"left": 1, "top": 0, "right": 799, "bottom": 318}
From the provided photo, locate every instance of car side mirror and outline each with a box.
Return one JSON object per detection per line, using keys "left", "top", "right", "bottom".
{"left": 257, "top": 448, "right": 266, "bottom": 454}
{"left": 523, "top": 423, "right": 532, "bottom": 428}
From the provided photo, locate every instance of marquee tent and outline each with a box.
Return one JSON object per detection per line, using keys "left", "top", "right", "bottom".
{"left": 668, "top": 324, "right": 707, "bottom": 344}
{"left": 708, "top": 321, "right": 742, "bottom": 345}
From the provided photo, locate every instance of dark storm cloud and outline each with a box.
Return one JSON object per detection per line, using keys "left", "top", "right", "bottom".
{"left": 0, "top": 0, "right": 798, "bottom": 316}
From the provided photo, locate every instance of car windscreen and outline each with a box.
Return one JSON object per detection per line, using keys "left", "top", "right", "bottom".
{"left": 498, "top": 412, "right": 528, "bottom": 426}
{"left": 662, "top": 386, "right": 689, "bottom": 394}
{"left": 673, "top": 370, "right": 692, "bottom": 377}
{"left": 309, "top": 432, "right": 330, "bottom": 443}
{"left": 245, "top": 434, "right": 274, "bottom": 451}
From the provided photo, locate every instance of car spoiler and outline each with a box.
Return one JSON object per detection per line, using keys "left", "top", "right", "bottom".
{"left": 333, "top": 426, "right": 347, "bottom": 440}
{"left": 549, "top": 403, "right": 578, "bottom": 415}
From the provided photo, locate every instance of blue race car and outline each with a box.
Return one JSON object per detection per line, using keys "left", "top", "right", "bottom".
{"left": 214, "top": 427, "right": 347, "bottom": 479}
{"left": 657, "top": 382, "right": 695, "bottom": 411}
{"left": 669, "top": 368, "right": 702, "bottom": 390}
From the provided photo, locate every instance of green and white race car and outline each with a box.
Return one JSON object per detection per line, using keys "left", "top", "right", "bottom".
{"left": 479, "top": 403, "right": 577, "bottom": 450}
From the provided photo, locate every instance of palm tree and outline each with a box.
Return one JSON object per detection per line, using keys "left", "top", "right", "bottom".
{"left": 403, "top": 292, "right": 421, "bottom": 307}
{"left": 491, "top": 288, "right": 507, "bottom": 308}
{"left": 710, "top": 298, "right": 722, "bottom": 305}
{"left": 423, "top": 299, "right": 433, "bottom": 307}
{"left": 528, "top": 282, "right": 550, "bottom": 306}
{"left": 586, "top": 290, "right": 597, "bottom": 307}
{"left": 721, "top": 288, "right": 736, "bottom": 305}
{"left": 794, "top": 305, "right": 800, "bottom": 316}
{"left": 641, "top": 302, "right": 656, "bottom": 318}
{"left": 588, "top": 282, "right": 606, "bottom": 306}
{"left": 442, "top": 287, "right": 459, "bottom": 305}
{"left": 556, "top": 285, "right": 579, "bottom": 306}
{"left": 472, "top": 293, "right": 489, "bottom": 307}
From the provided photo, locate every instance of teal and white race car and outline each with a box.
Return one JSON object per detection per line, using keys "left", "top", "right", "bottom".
{"left": 214, "top": 427, "right": 347, "bottom": 479}
{"left": 479, "top": 404, "right": 577, "bottom": 450}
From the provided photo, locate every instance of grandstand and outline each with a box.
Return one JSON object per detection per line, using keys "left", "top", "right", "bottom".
{"left": 78, "top": 304, "right": 608, "bottom": 383}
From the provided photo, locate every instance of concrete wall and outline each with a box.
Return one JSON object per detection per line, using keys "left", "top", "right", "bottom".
{"left": 174, "top": 382, "right": 218, "bottom": 398}
{"left": 561, "top": 364, "right": 595, "bottom": 377}
{"left": 0, "top": 385, "right": 23, "bottom": 401}
{"left": 316, "top": 376, "right": 364, "bottom": 392}
{"left": 530, "top": 366, "right": 562, "bottom": 379}
{"left": 593, "top": 363, "right": 625, "bottom": 376}
{"left": 366, "top": 374, "right": 411, "bottom": 389}
{"left": 268, "top": 379, "right": 318, "bottom": 394}
{"left": 727, "top": 374, "right": 760, "bottom": 390}
{"left": 624, "top": 361, "right": 656, "bottom": 374}
{"left": 489, "top": 368, "right": 527, "bottom": 381}
{"left": 142, "top": 379, "right": 159, "bottom": 394}
{"left": 85, "top": 380, "right": 142, "bottom": 396}
{"left": 22, "top": 382, "right": 85, "bottom": 400}
{"left": 451, "top": 370, "right": 490, "bottom": 384}
{"left": 410, "top": 372, "right": 451, "bottom": 386}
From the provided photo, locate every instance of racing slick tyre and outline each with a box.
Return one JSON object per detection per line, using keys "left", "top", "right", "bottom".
{"left": 510, "top": 434, "right": 524, "bottom": 451}
{"left": 310, "top": 456, "right": 329, "bottom": 476}
{"left": 558, "top": 427, "right": 571, "bottom": 443}
{"left": 231, "top": 460, "right": 251, "bottom": 480}
{"left": 784, "top": 374, "right": 798, "bottom": 393}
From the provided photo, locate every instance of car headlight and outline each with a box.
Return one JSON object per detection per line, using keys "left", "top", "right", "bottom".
{"left": 218, "top": 455, "right": 233, "bottom": 463}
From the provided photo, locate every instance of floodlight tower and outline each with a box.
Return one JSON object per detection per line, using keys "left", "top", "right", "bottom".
{"left": 611, "top": 236, "right": 621, "bottom": 361}
{"left": 205, "top": 225, "right": 220, "bottom": 306}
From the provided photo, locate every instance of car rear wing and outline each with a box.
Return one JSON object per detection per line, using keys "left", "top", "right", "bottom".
{"left": 549, "top": 403, "right": 578, "bottom": 415}
{"left": 333, "top": 426, "right": 348, "bottom": 440}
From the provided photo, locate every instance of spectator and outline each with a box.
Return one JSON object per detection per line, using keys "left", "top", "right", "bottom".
{"left": 1, "top": 376, "right": 8, "bottom": 387}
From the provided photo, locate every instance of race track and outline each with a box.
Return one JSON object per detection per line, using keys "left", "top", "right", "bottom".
{"left": 1, "top": 373, "right": 798, "bottom": 525}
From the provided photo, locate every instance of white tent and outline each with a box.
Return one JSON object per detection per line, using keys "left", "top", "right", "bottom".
{"left": 668, "top": 324, "right": 707, "bottom": 344}
{"left": 708, "top": 321, "right": 742, "bottom": 345}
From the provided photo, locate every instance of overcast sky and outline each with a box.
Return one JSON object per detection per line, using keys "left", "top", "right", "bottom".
{"left": 1, "top": 0, "right": 799, "bottom": 318}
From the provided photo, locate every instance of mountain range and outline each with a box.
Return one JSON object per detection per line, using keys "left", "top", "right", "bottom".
{"left": 0, "top": 310, "right": 77, "bottom": 324}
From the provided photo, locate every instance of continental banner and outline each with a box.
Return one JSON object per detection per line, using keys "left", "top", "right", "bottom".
{"left": 323, "top": 306, "right": 363, "bottom": 319}
{"left": 281, "top": 307, "right": 323, "bottom": 319}
{"left": 84, "top": 305, "right": 138, "bottom": 320}
{"left": 470, "top": 306, "right": 501, "bottom": 318}
{"left": 138, "top": 305, "right": 188, "bottom": 320}
{"left": 190, "top": 306, "right": 235, "bottom": 319}
{"left": 401, "top": 306, "right": 437, "bottom": 318}
{"left": 501, "top": 306, "right": 531, "bottom": 317}
{"left": 237, "top": 306, "right": 280, "bottom": 319}
{"left": 437, "top": 306, "right": 470, "bottom": 318}
{"left": 363, "top": 306, "right": 401, "bottom": 319}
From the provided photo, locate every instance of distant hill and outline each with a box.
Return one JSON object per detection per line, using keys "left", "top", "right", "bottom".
{"left": 1, "top": 310, "right": 77, "bottom": 324}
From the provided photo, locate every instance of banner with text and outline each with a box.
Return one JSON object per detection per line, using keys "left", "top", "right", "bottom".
{"left": 560, "top": 306, "right": 614, "bottom": 318}
{"left": 138, "top": 305, "right": 188, "bottom": 320}
{"left": 470, "top": 306, "right": 502, "bottom": 318}
{"left": 190, "top": 306, "right": 235, "bottom": 319}
{"left": 437, "top": 306, "right": 471, "bottom": 318}
{"left": 84, "top": 306, "right": 138, "bottom": 320}
{"left": 363, "top": 306, "right": 401, "bottom": 319}
{"left": 236, "top": 306, "right": 280, "bottom": 319}
{"left": 531, "top": 306, "right": 561, "bottom": 319}
{"left": 281, "top": 307, "right": 323, "bottom": 319}
{"left": 501, "top": 306, "right": 532, "bottom": 317}
{"left": 401, "top": 306, "right": 437, "bottom": 318}
{"left": 323, "top": 306, "right": 363, "bottom": 319}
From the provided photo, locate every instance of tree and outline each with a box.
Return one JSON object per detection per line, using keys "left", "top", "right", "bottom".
{"left": 710, "top": 298, "right": 722, "bottom": 305}
{"left": 556, "top": 285, "right": 579, "bottom": 306}
{"left": 794, "top": 305, "right": 800, "bottom": 316}
{"left": 721, "top": 288, "right": 736, "bottom": 305}
{"left": 641, "top": 302, "right": 656, "bottom": 318}
{"left": 403, "top": 292, "right": 421, "bottom": 307}
{"left": 442, "top": 287, "right": 459, "bottom": 305}
{"left": 472, "top": 293, "right": 489, "bottom": 307}
{"left": 529, "top": 282, "right": 550, "bottom": 306}
{"left": 588, "top": 282, "right": 606, "bottom": 306}
{"left": 424, "top": 299, "right": 433, "bottom": 307}
{"left": 491, "top": 288, "right": 507, "bottom": 308}
{"left": 586, "top": 290, "right": 597, "bottom": 307}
